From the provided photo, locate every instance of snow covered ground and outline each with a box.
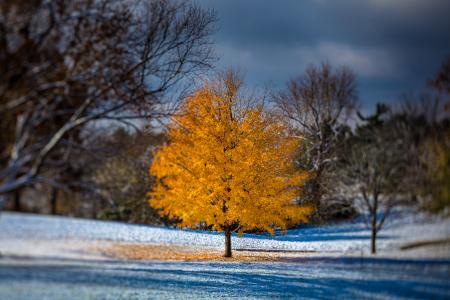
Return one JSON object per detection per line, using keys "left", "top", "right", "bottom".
{"left": 1, "top": 256, "right": 449, "bottom": 299}
{"left": 1, "top": 209, "right": 449, "bottom": 257}
{"left": 0, "top": 211, "right": 449, "bottom": 299}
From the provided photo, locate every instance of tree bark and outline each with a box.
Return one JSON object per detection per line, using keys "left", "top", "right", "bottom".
{"left": 92, "top": 198, "right": 97, "bottom": 219}
{"left": 0, "top": 195, "right": 5, "bottom": 211}
{"left": 371, "top": 213, "right": 377, "bottom": 254}
{"left": 224, "top": 228, "right": 232, "bottom": 257}
{"left": 50, "top": 187, "right": 58, "bottom": 215}
{"left": 13, "top": 190, "right": 21, "bottom": 211}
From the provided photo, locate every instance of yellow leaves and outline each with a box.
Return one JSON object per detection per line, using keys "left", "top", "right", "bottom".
{"left": 149, "top": 74, "right": 312, "bottom": 234}
{"left": 422, "top": 133, "right": 450, "bottom": 214}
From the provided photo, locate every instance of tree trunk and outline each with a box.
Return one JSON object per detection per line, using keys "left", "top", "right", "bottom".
{"left": 0, "top": 194, "right": 5, "bottom": 211}
{"left": 224, "top": 229, "right": 232, "bottom": 257}
{"left": 50, "top": 187, "right": 58, "bottom": 215}
{"left": 92, "top": 198, "right": 97, "bottom": 219}
{"left": 371, "top": 213, "right": 377, "bottom": 254}
{"left": 13, "top": 190, "right": 21, "bottom": 211}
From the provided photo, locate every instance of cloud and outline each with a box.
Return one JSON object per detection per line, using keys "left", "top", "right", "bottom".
{"left": 368, "top": 0, "right": 448, "bottom": 12}
{"left": 295, "top": 42, "right": 398, "bottom": 78}
{"left": 196, "top": 0, "right": 450, "bottom": 109}
{"left": 217, "top": 41, "right": 398, "bottom": 82}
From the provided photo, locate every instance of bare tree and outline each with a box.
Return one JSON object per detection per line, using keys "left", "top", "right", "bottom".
{"left": 430, "top": 56, "right": 450, "bottom": 96}
{"left": 340, "top": 107, "right": 413, "bottom": 254}
{"left": 93, "top": 128, "right": 166, "bottom": 224}
{"left": 273, "top": 63, "right": 358, "bottom": 219}
{"left": 0, "top": 0, "right": 216, "bottom": 202}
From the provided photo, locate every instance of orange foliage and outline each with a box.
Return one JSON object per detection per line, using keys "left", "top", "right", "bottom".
{"left": 149, "top": 73, "right": 312, "bottom": 236}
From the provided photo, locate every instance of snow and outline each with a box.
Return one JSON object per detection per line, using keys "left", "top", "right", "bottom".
{"left": 1, "top": 209, "right": 449, "bottom": 257}
{"left": 0, "top": 255, "right": 449, "bottom": 299}
{"left": 0, "top": 210, "right": 449, "bottom": 299}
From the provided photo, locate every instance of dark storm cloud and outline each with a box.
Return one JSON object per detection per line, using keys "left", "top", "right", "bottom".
{"left": 195, "top": 0, "right": 450, "bottom": 110}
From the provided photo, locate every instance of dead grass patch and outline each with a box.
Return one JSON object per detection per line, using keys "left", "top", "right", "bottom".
{"left": 97, "top": 243, "right": 305, "bottom": 262}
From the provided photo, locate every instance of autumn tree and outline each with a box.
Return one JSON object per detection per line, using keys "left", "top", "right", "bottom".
{"left": 149, "top": 72, "right": 311, "bottom": 257}
{"left": 421, "top": 56, "right": 450, "bottom": 213}
{"left": 421, "top": 131, "right": 450, "bottom": 215}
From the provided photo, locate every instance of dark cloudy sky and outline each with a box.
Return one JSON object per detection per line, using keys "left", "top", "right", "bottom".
{"left": 196, "top": 0, "right": 450, "bottom": 111}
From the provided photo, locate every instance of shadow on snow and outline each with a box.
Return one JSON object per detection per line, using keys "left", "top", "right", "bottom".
{"left": 0, "top": 256, "right": 449, "bottom": 299}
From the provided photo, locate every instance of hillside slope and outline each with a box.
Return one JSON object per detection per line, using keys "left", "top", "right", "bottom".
{"left": 0, "top": 209, "right": 449, "bottom": 259}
